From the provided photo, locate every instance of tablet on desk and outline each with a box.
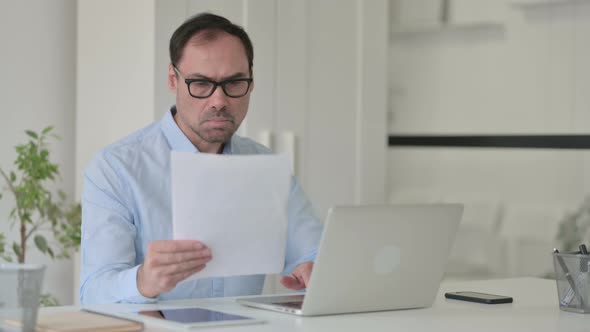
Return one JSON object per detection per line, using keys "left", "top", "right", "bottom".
{"left": 125, "top": 307, "right": 264, "bottom": 329}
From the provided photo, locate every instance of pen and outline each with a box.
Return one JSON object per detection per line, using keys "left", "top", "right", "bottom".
{"left": 580, "top": 244, "right": 589, "bottom": 273}
{"left": 554, "top": 248, "right": 585, "bottom": 308}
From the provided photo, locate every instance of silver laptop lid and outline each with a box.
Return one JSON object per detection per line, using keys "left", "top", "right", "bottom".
{"left": 301, "top": 204, "right": 463, "bottom": 315}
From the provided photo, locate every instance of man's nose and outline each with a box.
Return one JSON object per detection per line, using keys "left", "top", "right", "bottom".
{"left": 207, "top": 86, "right": 229, "bottom": 109}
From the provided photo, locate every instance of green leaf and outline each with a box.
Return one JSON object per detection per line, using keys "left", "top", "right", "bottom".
{"left": 12, "top": 242, "right": 21, "bottom": 258}
{"left": 46, "top": 246, "right": 54, "bottom": 258}
{"left": 39, "top": 293, "right": 59, "bottom": 307}
{"left": 25, "top": 130, "right": 38, "bottom": 140}
{"left": 59, "top": 251, "right": 70, "bottom": 259}
{"left": 0, "top": 126, "right": 83, "bottom": 264}
{"left": 42, "top": 126, "right": 53, "bottom": 135}
{"left": 0, "top": 233, "right": 5, "bottom": 254}
{"left": 34, "top": 235, "right": 48, "bottom": 253}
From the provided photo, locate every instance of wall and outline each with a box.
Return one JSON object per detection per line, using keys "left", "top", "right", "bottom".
{"left": 0, "top": 0, "right": 76, "bottom": 304}
{"left": 76, "top": 0, "right": 156, "bottom": 199}
{"left": 388, "top": 0, "right": 590, "bottom": 277}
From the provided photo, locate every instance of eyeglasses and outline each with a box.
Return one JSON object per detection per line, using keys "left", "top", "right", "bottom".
{"left": 173, "top": 66, "right": 253, "bottom": 99}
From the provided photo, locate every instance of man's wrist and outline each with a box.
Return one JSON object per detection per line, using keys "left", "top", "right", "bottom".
{"left": 137, "top": 264, "right": 158, "bottom": 298}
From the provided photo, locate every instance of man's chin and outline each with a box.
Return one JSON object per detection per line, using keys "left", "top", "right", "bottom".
{"left": 199, "top": 129, "right": 234, "bottom": 144}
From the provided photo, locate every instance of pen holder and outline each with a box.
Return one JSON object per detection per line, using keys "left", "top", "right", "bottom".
{"left": 553, "top": 252, "right": 590, "bottom": 313}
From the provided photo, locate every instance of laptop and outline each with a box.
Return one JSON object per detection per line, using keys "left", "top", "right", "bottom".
{"left": 237, "top": 204, "right": 463, "bottom": 316}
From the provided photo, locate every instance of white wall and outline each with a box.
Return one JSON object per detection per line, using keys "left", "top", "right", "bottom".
{"left": 388, "top": 0, "right": 590, "bottom": 277}
{"left": 0, "top": 0, "right": 76, "bottom": 304}
{"left": 154, "top": 0, "right": 185, "bottom": 119}
{"left": 76, "top": 0, "right": 156, "bottom": 199}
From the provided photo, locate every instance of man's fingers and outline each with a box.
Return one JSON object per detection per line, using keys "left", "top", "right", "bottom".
{"left": 171, "top": 264, "right": 207, "bottom": 283}
{"left": 159, "top": 256, "right": 211, "bottom": 276}
{"left": 139, "top": 240, "right": 213, "bottom": 298}
{"left": 280, "top": 276, "right": 296, "bottom": 288}
{"left": 280, "top": 276, "right": 305, "bottom": 290}
{"left": 167, "top": 263, "right": 208, "bottom": 286}
{"left": 292, "top": 262, "right": 313, "bottom": 287}
{"left": 296, "top": 273, "right": 308, "bottom": 288}
{"left": 300, "top": 268, "right": 311, "bottom": 287}
{"left": 151, "top": 248, "right": 212, "bottom": 266}
{"left": 152, "top": 263, "right": 207, "bottom": 292}
{"left": 138, "top": 254, "right": 210, "bottom": 298}
{"left": 149, "top": 240, "right": 206, "bottom": 253}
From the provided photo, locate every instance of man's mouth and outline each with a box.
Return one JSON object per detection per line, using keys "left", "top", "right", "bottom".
{"left": 208, "top": 117, "right": 231, "bottom": 121}
{"left": 206, "top": 117, "right": 232, "bottom": 123}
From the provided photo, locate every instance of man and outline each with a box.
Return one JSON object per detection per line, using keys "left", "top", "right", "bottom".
{"left": 80, "top": 13, "right": 323, "bottom": 304}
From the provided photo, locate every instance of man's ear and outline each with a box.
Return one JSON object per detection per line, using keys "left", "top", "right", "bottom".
{"left": 168, "top": 64, "right": 177, "bottom": 93}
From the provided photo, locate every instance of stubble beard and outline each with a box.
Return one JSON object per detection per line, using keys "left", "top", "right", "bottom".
{"left": 193, "top": 108, "right": 236, "bottom": 144}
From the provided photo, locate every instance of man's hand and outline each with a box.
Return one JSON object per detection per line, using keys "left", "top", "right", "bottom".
{"left": 280, "top": 262, "right": 313, "bottom": 290}
{"left": 137, "top": 240, "right": 212, "bottom": 298}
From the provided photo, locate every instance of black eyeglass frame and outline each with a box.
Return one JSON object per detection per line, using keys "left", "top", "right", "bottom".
{"left": 173, "top": 66, "right": 253, "bottom": 99}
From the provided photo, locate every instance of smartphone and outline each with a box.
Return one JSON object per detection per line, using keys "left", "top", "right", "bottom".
{"left": 444, "top": 291, "right": 513, "bottom": 304}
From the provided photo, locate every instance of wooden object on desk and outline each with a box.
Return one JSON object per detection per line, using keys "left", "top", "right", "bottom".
{"left": 6, "top": 310, "right": 143, "bottom": 332}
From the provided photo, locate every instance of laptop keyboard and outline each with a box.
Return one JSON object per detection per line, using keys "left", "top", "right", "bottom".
{"left": 274, "top": 301, "right": 303, "bottom": 309}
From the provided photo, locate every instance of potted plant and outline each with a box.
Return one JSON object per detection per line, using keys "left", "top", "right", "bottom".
{"left": 0, "top": 127, "right": 81, "bottom": 306}
{"left": 555, "top": 196, "right": 590, "bottom": 252}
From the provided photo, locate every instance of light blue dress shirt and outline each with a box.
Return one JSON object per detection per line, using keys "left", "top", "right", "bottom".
{"left": 80, "top": 108, "right": 324, "bottom": 304}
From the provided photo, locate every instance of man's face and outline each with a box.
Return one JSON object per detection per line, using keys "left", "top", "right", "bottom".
{"left": 168, "top": 32, "right": 252, "bottom": 152}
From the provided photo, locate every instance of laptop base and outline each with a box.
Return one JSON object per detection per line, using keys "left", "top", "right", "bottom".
{"left": 237, "top": 295, "right": 305, "bottom": 316}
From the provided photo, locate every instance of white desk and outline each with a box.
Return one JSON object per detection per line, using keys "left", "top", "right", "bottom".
{"left": 46, "top": 278, "right": 590, "bottom": 331}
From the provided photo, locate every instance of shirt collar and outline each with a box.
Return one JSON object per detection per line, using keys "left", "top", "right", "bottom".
{"left": 161, "top": 106, "right": 234, "bottom": 154}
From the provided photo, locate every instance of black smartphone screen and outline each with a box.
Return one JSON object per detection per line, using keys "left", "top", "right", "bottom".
{"left": 445, "top": 291, "right": 513, "bottom": 304}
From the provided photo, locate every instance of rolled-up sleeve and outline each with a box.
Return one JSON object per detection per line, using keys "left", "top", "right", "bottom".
{"left": 282, "top": 176, "right": 324, "bottom": 274}
{"left": 79, "top": 152, "right": 156, "bottom": 304}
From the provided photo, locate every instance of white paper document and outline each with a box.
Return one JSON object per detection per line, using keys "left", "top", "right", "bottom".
{"left": 171, "top": 152, "right": 291, "bottom": 280}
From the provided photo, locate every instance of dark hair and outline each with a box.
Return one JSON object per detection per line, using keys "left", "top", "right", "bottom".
{"left": 169, "top": 13, "right": 254, "bottom": 76}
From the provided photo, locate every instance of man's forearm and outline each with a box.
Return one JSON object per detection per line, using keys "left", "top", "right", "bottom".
{"left": 80, "top": 265, "right": 157, "bottom": 304}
